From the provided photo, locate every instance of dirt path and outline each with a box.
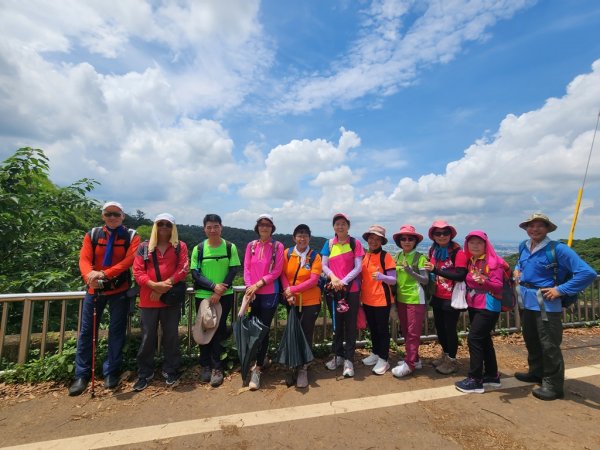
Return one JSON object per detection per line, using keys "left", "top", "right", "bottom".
{"left": 1, "top": 328, "right": 599, "bottom": 449}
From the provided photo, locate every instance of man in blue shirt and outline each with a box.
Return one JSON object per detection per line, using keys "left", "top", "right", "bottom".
{"left": 514, "top": 213, "right": 597, "bottom": 400}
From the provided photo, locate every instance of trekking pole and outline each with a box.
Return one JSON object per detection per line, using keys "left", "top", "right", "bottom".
{"left": 90, "top": 292, "right": 99, "bottom": 398}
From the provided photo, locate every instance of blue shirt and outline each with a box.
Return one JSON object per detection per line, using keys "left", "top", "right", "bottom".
{"left": 516, "top": 238, "right": 597, "bottom": 312}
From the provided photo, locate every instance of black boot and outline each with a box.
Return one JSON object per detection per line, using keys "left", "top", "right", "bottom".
{"left": 514, "top": 372, "right": 542, "bottom": 383}
{"left": 532, "top": 386, "right": 564, "bottom": 401}
{"left": 68, "top": 377, "right": 89, "bottom": 396}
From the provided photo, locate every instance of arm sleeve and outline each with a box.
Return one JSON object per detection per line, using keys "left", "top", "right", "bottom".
{"left": 320, "top": 241, "right": 333, "bottom": 277}
{"left": 376, "top": 269, "right": 397, "bottom": 285}
{"left": 433, "top": 266, "right": 467, "bottom": 281}
{"left": 190, "top": 244, "right": 216, "bottom": 290}
{"left": 290, "top": 255, "right": 322, "bottom": 293}
{"left": 341, "top": 256, "right": 363, "bottom": 285}
{"left": 290, "top": 273, "right": 320, "bottom": 293}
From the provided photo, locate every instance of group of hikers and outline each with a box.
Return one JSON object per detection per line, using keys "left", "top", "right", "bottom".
{"left": 68, "top": 202, "right": 597, "bottom": 402}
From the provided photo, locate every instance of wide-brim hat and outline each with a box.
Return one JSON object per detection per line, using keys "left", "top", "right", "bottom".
{"left": 519, "top": 213, "right": 557, "bottom": 232}
{"left": 428, "top": 220, "right": 458, "bottom": 240}
{"left": 393, "top": 224, "right": 424, "bottom": 246}
{"left": 362, "top": 224, "right": 388, "bottom": 245}
{"left": 192, "top": 299, "right": 222, "bottom": 345}
{"left": 254, "top": 213, "right": 276, "bottom": 234}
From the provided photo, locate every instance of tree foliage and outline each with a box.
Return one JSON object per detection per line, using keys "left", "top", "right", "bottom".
{"left": 0, "top": 148, "right": 99, "bottom": 293}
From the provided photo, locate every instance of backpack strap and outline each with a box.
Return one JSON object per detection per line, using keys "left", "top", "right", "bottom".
{"left": 196, "top": 240, "right": 205, "bottom": 268}
{"left": 545, "top": 240, "right": 559, "bottom": 285}
{"left": 379, "top": 250, "right": 393, "bottom": 306}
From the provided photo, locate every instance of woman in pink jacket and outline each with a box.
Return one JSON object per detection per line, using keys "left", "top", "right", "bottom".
{"left": 455, "top": 230, "right": 504, "bottom": 394}
{"left": 243, "top": 213, "right": 284, "bottom": 391}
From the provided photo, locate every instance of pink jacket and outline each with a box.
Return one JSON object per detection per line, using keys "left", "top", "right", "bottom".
{"left": 463, "top": 230, "right": 503, "bottom": 311}
{"left": 244, "top": 239, "right": 284, "bottom": 294}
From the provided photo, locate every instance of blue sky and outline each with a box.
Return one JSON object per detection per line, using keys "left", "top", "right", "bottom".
{"left": 1, "top": 0, "right": 600, "bottom": 242}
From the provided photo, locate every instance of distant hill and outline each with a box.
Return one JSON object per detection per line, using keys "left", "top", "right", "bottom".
{"left": 177, "top": 224, "right": 328, "bottom": 264}
{"left": 123, "top": 214, "right": 327, "bottom": 264}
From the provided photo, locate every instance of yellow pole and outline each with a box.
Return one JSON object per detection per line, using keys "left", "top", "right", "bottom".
{"left": 567, "top": 111, "right": 599, "bottom": 247}
{"left": 567, "top": 188, "right": 583, "bottom": 247}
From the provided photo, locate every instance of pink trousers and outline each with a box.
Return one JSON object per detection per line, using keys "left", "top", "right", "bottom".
{"left": 396, "top": 302, "right": 426, "bottom": 371}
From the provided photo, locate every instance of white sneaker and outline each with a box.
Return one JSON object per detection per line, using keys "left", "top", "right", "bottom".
{"left": 392, "top": 361, "right": 413, "bottom": 378}
{"left": 362, "top": 353, "right": 379, "bottom": 366}
{"left": 372, "top": 358, "right": 390, "bottom": 375}
{"left": 342, "top": 360, "right": 354, "bottom": 378}
{"left": 325, "top": 356, "right": 344, "bottom": 371}
{"left": 398, "top": 359, "right": 423, "bottom": 370}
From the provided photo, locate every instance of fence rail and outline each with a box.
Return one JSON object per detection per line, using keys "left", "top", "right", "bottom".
{"left": 1, "top": 277, "right": 599, "bottom": 365}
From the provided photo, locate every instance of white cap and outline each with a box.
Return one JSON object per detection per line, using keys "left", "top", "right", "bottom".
{"left": 102, "top": 201, "right": 124, "bottom": 212}
{"left": 154, "top": 213, "right": 176, "bottom": 224}
{"left": 256, "top": 213, "right": 274, "bottom": 223}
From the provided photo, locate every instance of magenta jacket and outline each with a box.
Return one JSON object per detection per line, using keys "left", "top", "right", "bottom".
{"left": 244, "top": 239, "right": 284, "bottom": 294}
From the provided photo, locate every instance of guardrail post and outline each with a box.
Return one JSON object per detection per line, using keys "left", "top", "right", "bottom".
{"left": 18, "top": 299, "right": 34, "bottom": 363}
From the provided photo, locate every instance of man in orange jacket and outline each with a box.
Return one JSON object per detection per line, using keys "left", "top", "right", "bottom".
{"left": 69, "top": 201, "right": 140, "bottom": 396}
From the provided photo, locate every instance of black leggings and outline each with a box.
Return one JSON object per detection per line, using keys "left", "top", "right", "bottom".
{"left": 430, "top": 296, "right": 461, "bottom": 358}
{"left": 292, "top": 304, "right": 321, "bottom": 349}
{"left": 363, "top": 304, "right": 391, "bottom": 361}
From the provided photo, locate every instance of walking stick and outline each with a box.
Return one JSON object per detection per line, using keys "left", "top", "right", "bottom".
{"left": 90, "top": 292, "right": 100, "bottom": 398}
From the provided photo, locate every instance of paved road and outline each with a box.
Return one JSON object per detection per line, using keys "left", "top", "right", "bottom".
{"left": 1, "top": 330, "right": 599, "bottom": 449}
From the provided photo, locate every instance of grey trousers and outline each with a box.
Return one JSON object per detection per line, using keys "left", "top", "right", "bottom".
{"left": 521, "top": 309, "right": 564, "bottom": 393}
{"left": 137, "top": 305, "right": 181, "bottom": 378}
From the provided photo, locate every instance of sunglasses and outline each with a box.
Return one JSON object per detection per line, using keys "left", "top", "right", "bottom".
{"left": 400, "top": 237, "right": 416, "bottom": 242}
{"left": 432, "top": 230, "right": 451, "bottom": 237}
{"left": 103, "top": 212, "right": 121, "bottom": 218}
{"left": 157, "top": 221, "right": 173, "bottom": 228}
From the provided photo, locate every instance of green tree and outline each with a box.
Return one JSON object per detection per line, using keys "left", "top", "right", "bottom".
{"left": 0, "top": 147, "right": 99, "bottom": 293}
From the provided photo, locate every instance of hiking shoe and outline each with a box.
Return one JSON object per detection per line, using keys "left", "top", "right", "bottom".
{"left": 431, "top": 351, "right": 446, "bottom": 368}
{"left": 455, "top": 377, "right": 484, "bottom": 394}
{"left": 436, "top": 356, "right": 458, "bottom": 375}
{"left": 362, "top": 353, "right": 379, "bottom": 366}
{"left": 104, "top": 373, "right": 120, "bottom": 389}
{"left": 162, "top": 371, "right": 181, "bottom": 387}
{"left": 68, "top": 377, "right": 89, "bottom": 396}
{"left": 200, "top": 366, "right": 212, "bottom": 383}
{"left": 210, "top": 369, "right": 224, "bottom": 388}
{"left": 342, "top": 360, "right": 354, "bottom": 378}
{"left": 296, "top": 366, "right": 308, "bottom": 389}
{"left": 514, "top": 372, "right": 542, "bottom": 384}
{"left": 326, "top": 356, "right": 344, "bottom": 371}
{"left": 532, "top": 386, "right": 564, "bottom": 401}
{"left": 483, "top": 373, "right": 501, "bottom": 388}
{"left": 249, "top": 368, "right": 261, "bottom": 391}
{"left": 399, "top": 359, "right": 422, "bottom": 370}
{"left": 133, "top": 374, "right": 154, "bottom": 392}
{"left": 372, "top": 358, "right": 390, "bottom": 375}
{"left": 392, "top": 361, "right": 412, "bottom": 378}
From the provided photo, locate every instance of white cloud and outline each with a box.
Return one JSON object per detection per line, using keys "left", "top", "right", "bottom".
{"left": 276, "top": 0, "right": 536, "bottom": 113}
{"left": 237, "top": 59, "right": 600, "bottom": 240}
{"left": 239, "top": 127, "right": 361, "bottom": 199}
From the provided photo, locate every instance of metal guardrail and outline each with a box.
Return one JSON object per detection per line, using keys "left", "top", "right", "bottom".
{"left": 1, "top": 278, "right": 599, "bottom": 365}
